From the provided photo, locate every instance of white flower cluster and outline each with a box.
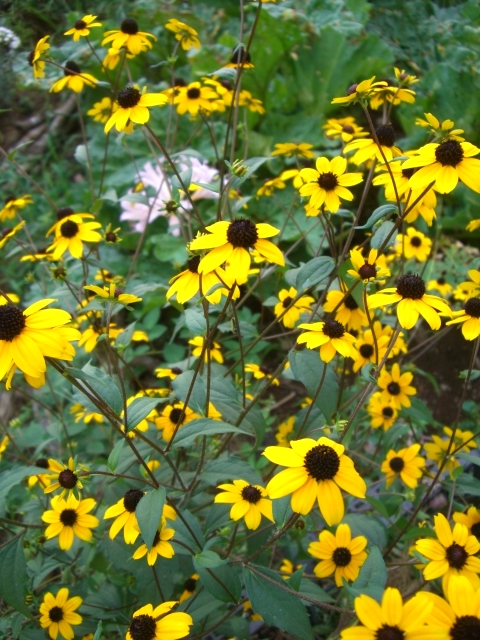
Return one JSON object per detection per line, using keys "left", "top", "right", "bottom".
{"left": 0, "top": 26, "right": 20, "bottom": 51}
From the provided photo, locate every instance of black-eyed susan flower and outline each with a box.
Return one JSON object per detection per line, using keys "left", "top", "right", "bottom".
{"left": 340, "top": 587, "right": 437, "bottom": 640}
{"left": 215, "top": 480, "right": 274, "bottom": 530}
{"left": 50, "top": 61, "right": 97, "bottom": 93}
{"left": 126, "top": 601, "right": 193, "bottom": 640}
{"left": 244, "top": 363, "right": 280, "bottom": 385}
{"left": 308, "top": 523, "right": 368, "bottom": 586}
{"left": 456, "top": 269, "right": 480, "bottom": 299}
{"left": 395, "top": 227, "right": 432, "bottom": 262}
{"left": 274, "top": 287, "right": 315, "bottom": 328}
{"left": 368, "top": 273, "right": 451, "bottom": 331}
{"left": 84, "top": 283, "right": 142, "bottom": 306}
{"left": 42, "top": 495, "right": 99, "bottom": 550}
{"left": 165, "top": 18, "right": 200, "bottom": 50}
{"left": 179, "top": 574, "right": 199, "bottom": 603}
{"left": 189, "top": 335, "right": 223, "bottom": 363}
{"left": 0, "top": 293, "right": 19, "bottom": 305}
{"left": 0, "top": 435, "right": 8, "bottom": 461}
{"left": 323, "top": 117, "right": 369, "bottom": 143}
{"left": 47, "top": 217, "right": 102, "bottom": 260}
{"left": 279, "top": 558, "right": 302, "bottom": 579}
{"left": 173, "top": 81, "right": 219, "bottom": 117}
{"left": 64, "top": 15, "right": 102, "bottom": 41}
{"left": 87, "top": 97, "right": 114, "bottom": 123}
{"left": 105, "top": 84, "right": 168, "bottom": 133}
{"left": 275, "top": 417, "right": 295, "bottom": 447}
{"left": 369, "top": 75, "right": 416, "bottom": 110}
{"left": 28, "top": 35, "right": 49, "bottom": 80}
{"left": 39, "top": 588, "right": 82, "bottom": 640}
{"left": 353, "top": 325, "right": 391, "bottom": 372}
{"left": 297, "top": 320, "right": 358, "bottom": 363}
{"left": 102, "top": 19, "right": 156, "bottom": 55}
{"left": 347, "top": 248, "right": 391, "bottom": 283}
{"left": 344, "top": 124, "right": 402, "bottom": 165}
{"left": 381, "top": 444, "right": 425, "bottom": 488}
{"left": 453, "top": 507, "right": 480, "bottom": 540}
{"left": 189, "top": 219, "right": 284, "bottom": 285}
{"left": 166, "top": 256, "right": 235, "bottom": 305}
{"left": 0, "top": 194, "right": 32, "bottom": 222}
{"left": 416, "top": 112, "right": 465, "bottom": 141}
{"left": 226, "top": 45, "right": 254, "bottom": 69}
{"left": 367, "top": 392, "right": 398, "bottom": 430}
{"left": 28, "top": 458, "right": 53, "bottom": 490}
{"left": 263, "top": 436, "right": 366, "bottom": 525}
{"left": 299, "top": 156, "right": 363, "bottom": 213}
{"left": 239, "top": 90, "right": 265, "bottom": 114}
{"left": 256, "top": 176, "right": 287, "bottom": 197}
{"left": 0, "top": 221, "right": 26, "bottom": 249}
{"left": 427, "top": 275, "right": 453, "bottom": 297}
{"left": 323, "top": 289, "right": 367, "bottom": 331}
{"left": 155, "top": 366, "right": 183, "bottom": 380}
{"left": 70, "top": 403, "right": 104, "bottom": 424}
{"left": 104, "top": 488, "right": 145, "bottom": 544}
{"left": 377, "top": 363, "right": 416, "bottom": 409}
{"left": 424, "top": 426, "right": 477, "bottom": 476}
{"left": 0, "top": 298, "right": 79, "bottom": 389}
{"left": 132, "top": 518, "right": 175, "bottom": 565}
{"left": 447, "top": 297, "right": 480, "bottom": 340}
{"left": 415, "top": 513, "right": 480, "bottom": 592}
{"left": 402, "top": 138, "right": 480, "bottom": 194}
{"left": 271, "top": 142, "right": 314, "bottom": 158}
{"left": 43, "top": 457, "right": 84, "bottom": 497}
{"left": 331, "top": 76, "right": 388, "bottom": 105}
{"left": 155, "top": 402, "right": 199, "bottom": 442}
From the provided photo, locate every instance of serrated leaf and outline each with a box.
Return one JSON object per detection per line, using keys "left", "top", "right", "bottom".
{"left": 356, "top": 204, "right": 398, "bottom": 229}
{"left": 0, "top": 536, "right": 33, "bottom": 618}
{"left": 136, "top": 488, "right": 166, "bottom": 550}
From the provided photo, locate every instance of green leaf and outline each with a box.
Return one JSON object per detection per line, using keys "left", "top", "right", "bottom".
{"left": 356, "top": 204, "right": 398, "bottom": 229}
{"left": 244, "top": 566, "right": 314, "bottom": 640}
{"left": 371, "top": 220, "right": 398, "bottom": 250}
{"left": 195, "top": 550, "right": 227, "bottom": 568}
{"left": 170, "top": 418, "right": 254, "bottom": 448}
{"left": 289, "top": 350, "right": 338, "bottom": 420}
{"left": 343, "top": 514, "right": 386, "bottom": 549}
{"left": 460, "top": 369, "right": 480, "bottom": 380}
{"left": 193, "top": 181, "right": 220, "bottom": 194}
{"left": 295, "top": 256, "right": 335, "bottom": 291}
{"left": 136, "top": 488, "right": 166, "bottom": 550}
{"left": 0, "top": 535, "right": 33, "bottom": 618}
{"left": 115, "top": 321, "right": 137, "bottom": 348}
{"left": 193, "top": 559, "right": 241, "bottom": 603}
{"left": 0, "top": 466, "right": 51, "bottom": 504}
{"left": 107, "top": 439, "right": 125, "bottom": 472}
{"left": 172, "top": 371, "right": 206, "bottom": 415}
{"left": 125, "top": 397, "right": 159, "bottom": 432}
{"left": 287, "top": 566, "right": 305, "bottom": 592}
{"left": 344, "top": 546, "right": 387, "bottom": 602}
{"left": 402, "top": 397, "right": 433, "bottom": 424}
{"left": 93, "top": 621, "right": 102, "bottom": 640}
{"left": 173, "top": 509, "right": 205, "bottom": 551}
{"left": 458, "top": 452, "right": 480, "bottom": 466}
{"left": 185, "top": 308, "right": 207, "bottom": 335}
{"left": 298, "top": 578, "right": 334, "bottom": 603}
{"left": 272, "top": 495, "right": 292, "bottom": 527}
{"left": 202, "top": 457, "right": 263, "bottom": 487}
{"left": 68, "top": 362, "right": 123, "bottom": 415}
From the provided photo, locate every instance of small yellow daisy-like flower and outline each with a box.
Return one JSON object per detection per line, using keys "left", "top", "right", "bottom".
{"left": 84, "top": 283, "right": 142, "bottom": 306}
{"left": 340, "top": 587, "right": 437, "bottom": 640}
{"left": 42, "top": 457, "right": 84, "bottom": 497}
{"left": 447, "top": 297, "right": 480, "bottom": 340}
{"left": 189, "top": 335, "right": 223, "bottom": 363}
{"left": 0, "top": 435, "right": 9, "bottom": 461}
{"left": 424, "top": 426, "right": 477, "bottom": 477}
{"left": 427, "top": 276, "right": 452, "bottom": 297}
{"left": 0, "top": 194, "right": 32, "bottom": 222}
{"left": 155, "top": 402, "right": 199, "bottom": 442}
{"left": 47, "top": 217, "right": 102, "bottom": 260}
{"left": 0, "top": 221, "right": 26, "bottom": 249}
{"left": 155, "top": 365, "right": 184, "bottom": 380}
{"left": 102, "top": 18, "right": 156, "bottom": 55}
{"left": 105, "top": 84, "right": 168, "bottom": 133}
{"left": 173, "top": 81, "right": 219, "bottom": 117}
{"left": 271, "top": 142, "right": 314, "bottom": 158}
{"left": 395, "top": 227, "right": 432, "bottom": 262}
{"left": 215, "top": 479, "right": 274, "bottom": 530}
{"left": 453, "top": 507, "right": 480, "bottom": 539}
{"left": 456, "top": 269, "right": 480, "bottom": 300}
{"left": 70, "top": 403, "right": 104, "bottom": 424}
{"left": 299, "top": 156, "right": 363, "bottom": 213}
{"left": 368, "top": 73, "right": 416, "bottom": 110}
{"left": 179, "top": 574, "right": 199, "bottom": 603}
{"left": 415, "top": 112, "right": 465, "bottom": 142}
{"left": 298, "top": 319, "right": 358, "bottom": 363}
{"left": 323, "top": 117, "right": 369, "bottom": 143}
{"left": 104, "top": 488, "right": 145, "bottom": 544}
{"left": 331, "top": 76, "right": 388, "bottom": 105}
{"left": 165, "top": 18, "right": 200, "bottom": 50}
{"left": 415, "top": 513, "right": 480, "bottom": 592}
{"left": 166, "top": 256, "right": 237, "bottom": 305}
{"left": 308, "top": 523, "right": 368, "bottom": 587}
{"left": 368, "top": 273, "right": 451, "bottom": 331}
{"left": 188, "top": 219, "right": 284, "bottom": 285}
{"left": 132, "top": 518, "right": 175, "bottom": 565}
{"left": 467, "top": 218, "right": 480, "bottom": 232}
{"left": 42, "top": 494, "right": 99, "bottom": 550}
{"left": 353, "top": 324, "right": 391, "bottom": 373}
{"left": 343, "top": 124, "right": 402, "bottom": 165}
{"left": 126, "top": 602, "right": 193, "bottom": 640}
{"left": 367, "top": 391, "right": 398, "bottom": 430}
{"left": 323, "top": 289, "right": 367, "bottom": 331}
{"left": 244, "top": 363, "right": 280, "bottom": 386}
{"left": 87, "top": 97, "right": 114, "bottom": 123}
{"left": 28, "top": 458, "right": 53, "bottom": 490}
{"left": 39, "top": 588, "right": 82, "bottom": 640}
{"left": 381, "top": 444, "right": 425, "bottom": 488}
{"left": 256, "top": 176, "right": 287, "bottom": 197}
{"left": 280, "top": 168, "right": 305, "bottom": 189}
{"left": 225, "top": 45, "right": 254, "bottom": 69}
{"left": 64, "top": 15, "right": 102, "bottom": 41}
{"left": 377, "top": 363, "right": 416, "bottom": 409}
{"left": 50, "top": 61, "right": 98, "bottom": 93}
{"left": 279, "top": 558, "right": 302, "bottom": 578}
{"left": 275, "top": 416, "right": 295, "bottom": 447}
{"left": 274, "top": 287, "right": 315, "bottom": 329}
{"left": 239, "top": 90, "right": 265, "bottom": 114}
{"left": 263, "top": 436, "right": 366, "bottom": 525}
{"left": 28, "top": 35, "right": 50, "bottom": 80}
{"left": 347, "top": 248, "right": 391, "bottom": 284}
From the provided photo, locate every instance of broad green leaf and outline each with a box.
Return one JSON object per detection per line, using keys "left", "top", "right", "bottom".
{"left": 93, "top": 621, "right": 102, "bottom": 640}
{"left": 172, "top": 371, "right": 206, "bottom": 415}
{"left": 344, "top": 546, "right": 387, "bottom": 602}
{"left": 371, "top": 220, "right": 398, "bottom": 250}
{"left": 0, "top": 536, "right": 33, "bottom": 618}
{"left": 343, "top": 513, "right": 386, "bottom": 549}
{"left": 185, "top": 308, "right": 207, "bottom": 335}
{"left": 68, "top": 362, "right": 123, "bottom": 415}
{"left": 136, "top": 488, "right": 166, "bottom": 550}
{"left": 171, "top": 418, "right": 254, "bottom": 448}
{"left": 287, "top": 566, "right": 305, "bottom": 592}
{"left": 202, "top": 457, "right": 263, "bottom": 487}
{"left": 195, "top": 550, "right": 227, "bottom": 568}
{"left": 173, "top": 509, "right": 205, "bottom": 551}
{"left": 0, "top": 466, "right": 52, "bottom": 504}
{"left": 107, "top": 439, "right": 125, "bottom": 472}
{"left": 125, "top": 397, "right": 159, "bottom": 432}
{"left": 356, "top": 204, "right": 398, "bottom": 229}
{"left": 295, "top": 256, "right": 335, "bottom": 291}
{"left": 193, "top": 559, "right": 241, "bottom": 603}
{"left": 289, "top": 350, "right": 338, "bottom": 420}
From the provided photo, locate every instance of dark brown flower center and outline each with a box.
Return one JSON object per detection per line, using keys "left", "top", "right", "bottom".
{"left": 59, "top": 508, "right": 77, "bottom": 526}
{"left": 375, "top": 124, "right": 395, "bottom": 148}
{"left": 152, "top": 530, "right": 161, "bottom": 547}
{"left": 342, "top": 125, "right": 354, "bottom": 134}
{"left": 241, "top": 485, "right": 262, "bottom": 504}
{"left": 322, "top": 319, "right": 345, "bottom": 339}
{"left": 123, "top": 488, "right": 144, "bottom": 513}
{"left": 36, "top": 458, "right": 50, "bottom": 469}
{"left": 347, "top": 83, "right": 358, "bottom": 95}
{"left": 409, "top": 236, "right": 422, "bottom": 247}
{"left": 387, "top": 382, "right": 401, "bottom": 396}
{"left": 28, "top": 50, "right": 35, "bottom": 66}
{"left": 48, "top": 606, "right": 64, "bottom": 623}
{"left": 402, "top": 168, "right": 414, "bottom": 179}
{"left": 332, "top": 547, "right": 352, "bottom": 567}
{"left": 343, "top": 294, "right": 359, "bottom": 310}
{"left": 226, "top": 219, "right": 258, "bottom": 249}
{"left": 375, "top": 626, "right": 404, "bottom": 640}
{"left": 465, "top": 298, "right": 480, "bottom": 318}
{"left": 450, "top": 615, "right": 480, "bottom": 640}
{"left": 1, "top": 228, "right": 12, "bottom": 238}
{"left": 360, "top": 343, "right": 374, "bottom": 358}
{"left": 117, "top": 86, "right": 141, "bottom": 109}
{"left": 282, "top": 296, "right": 293, "bottom": 308}
{"left": 57, "top": 206, "right": 74, "bottom": 220}
{"left": 471, "top": 522, "right": 480, "bottom": 539}
{"left": 435, "top": 139, "right": 464, "bottom": 167}
{"left": 58, "top": 469, "right": 78, "bottom": 489}
{"left": 173, "top": 77, "right": 187, "bottom": 87}
{"left": 389, "top": 456, "right": 404, "bottom": 472}
{"left": 74, "top": 19, "right": 87, "bottom": 29}
{"left": 437, "top": 277, "right": 446, "bottom": 285}
{"left": 106, "top": 232, "right": 117, "bottom": 243}
{"left": 318, "top": 172, "right": 338, "bottom": 191}
{"left": 4, "top": 196, "right": 15, "bottom": 204}
{"left": 396, "top": 274, "right": 426, "bottom": 300}
{"left": 221, "top": 80, "right": 233, "bottom": 90}
{"left": 446, "top": 543, "right": 468, "bottom": 569}
{"left": 184, "top": 577, "right": 197, "bottom": 592}
{"left": 187, "top": 255, "right": 201, "bottom": 273}
{"left": 230, "top": 46, "right": 251, "bottom": 65}
{"left": 187, "top": 87, "right": 201, "bottom": 100}
{"left": 64, "top": 60, "right": 81, "bottom": 76}
{"left": 358, "top": 263, "right": 377, "bottom": 280}
{"left": 169, "top": 408, "right": 184, "bottom": 425}
{"left": 129, "top": 614, "right": 157, "bottom": 640}
{"left": 304, "top": 444, "right": 340, "bottom": 481}
{"left": 170, "top": 367, "right": 183, "bottom": 375}
{"left": 60, "top": 220, "right": 79, "bottom": 238}
{"left": 121, "top": 19, "right": 139, "bottom": 35}
{"left": 382, "top": 406, "right": 394, "bottom": 418}
{"left": 0, "top": 305, "right": 26, "bottom": 341}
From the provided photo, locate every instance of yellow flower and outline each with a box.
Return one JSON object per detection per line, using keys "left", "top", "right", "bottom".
{"left": 102, "top": 19, "right": 156, "bottom": 55}
{"left": 427, "top": 276, "right": 452, "bottom": 297}
{"left": 132, "top": 518, "right": 175, "bottom": 565}
{"left": 105, "top": 84, "right": 167, "bottom": 133}
{"left": 279, "top": 558, "right": 302, "bottom": 578}
{"left": 368, "top": 274, "right": 451, "bottom": 330}
{"left": 467, "top": 218, "right": 480, "bottom": 232}
{"left": 42, "top": 495, "right": 99, "bottom": 550}
{"left": 347, "top": 248, "right": 391, "bottom": 283}
{"left": 225, "top": 45, "right": 254, "bottom": 69}
{"left": 43, "top": 457, "right": 84, "bottom": 497}
{"left": 323, "top": 289, "right": 367, "bottom": 331}
{"left": 299, "top": 156, "right": 363, "bottom": 213}
{"left": 189, "top": 335, "right": 223, "bottom": 363}
{"left": 188, "top": 219, "right": 284, "bottom": 285}
{"left": 271, "top": 142, "right": 314, "bottom": 158}
{"left": 173, "top": 81, "right": 219, "bottom": 117}
{"left": 70, "top": 403, "right": 104, "bottom": 424}
{"left": 280, "top": 168, "right": 305, "bottom": 189}
{"left": 263, "top": 436, "right": 366, "bottom": 524}
{"left": 39, "top": 588, "right": 82, "bottom": 640}
{"left": 377, "top": 363, "right": 416, "bottom": 409}
{"left": 381, "top": 444, "right": 425, "bottom": 488}
{"left": 0, "top": 221, "right": 26, "bottom": 248}
{"left": 353, "top": 324, "right": 391, "bottom": 372}
{"left": 367, "top": 391, "right": 398, "bottom": 430}
{"left": 453, "top": 507, "right": 480, "bottom": 539}
{"left": 239, "top": 90, "right": 265, "bottom": 114}
{"left": 323, "top": 117, "right": 369, "bottom": 143}
{"left": 343, "top": 124, "right": 402, "bottom": 165}
{"left": 244, "top": 363, "right": 280, "bottom": 386}
{"left": 415, "top": 112, "right": 465, "bottom": 142}
{"left": 308, "top": 523, "right": 368, "bottom": 586}
{"left": 297, "top": 320, "right": 358, "bottom": 363}
{"left": 179, "top": 574, "right": 199, "bottom": 603}
{"left": 456, "top": 269, "right": 480, "bottom": 300}
{"left": 395, "top": 227, "right": 432, "bottom": 262}
{"left": 275, "top": 416, "right": 295, "bottom": 447}
{"left": 331, "top": 76, "right": 388, "bottom": 105}
{"left": 84, "top": 283, "right": 141, "bottom": 306}
{"left": 166, "top": 256, "right": 236, "bottom": 305}
{"left": 104, "top": 489, "right": 145, "bottom": 544}
{"left": 28, "top": 458, "right": 53, "bottom": 489}
{"left": 256, "top": 176, "right": 287, "bottom": 197}
{"left": 368, "top": 74, "right": 416, "bottom": 109}
{"left": 87, "top": 97, "right": 114, "bottom": 123}
{"left": 274, "top": 287, "right": 314, "bottom": 328}
{"left": 155, "top": 365, "right": 184, "bottom": 380}
{"left": 50, "top": 61, "right": 98, "bottom": 93}
{"left": 155, "top": 402, "right": 199, "bottom": 442}
{"left": 415, "top": 513, "right": 480, "bottom": 592}
{"left": 215, "top": 479, "right": 274, "bottom": 530}
{"left": 47, "top": 216, "right": 102, "bottom": 259}
{"left": 64, "top": 15, "right": 102, "bottom": 41}
{"left": 0, "top": 194, "right": 32, "bottom": 222}
{"left": 447, "top": 297, "right": 480, "bottom": 340}
{"left": 165, "top": 18, "right": 200, "bottom": 50}
{"left": 0, "top": 435, "right": 8, "bottom": 461}
{"left": 126, "top": 602, "right": 193, "bottom": 640}
{"left": 28, "top": 35, "right": 50, "bottom": 80}
{"left": 424, "top": 426, "right": 476, "bottom": 476}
